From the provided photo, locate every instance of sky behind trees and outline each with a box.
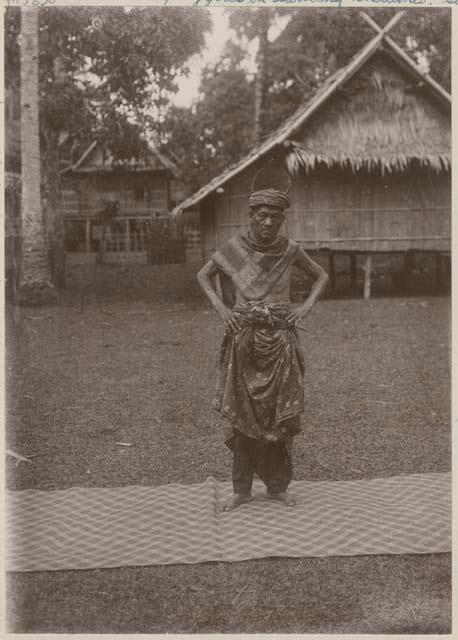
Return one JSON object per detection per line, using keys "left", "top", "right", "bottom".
{"left": 173, "top": 9, "right": 290, "bottom": 107}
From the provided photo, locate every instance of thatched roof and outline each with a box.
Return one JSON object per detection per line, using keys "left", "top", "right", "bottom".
{"left": 172, "top": 13, "right": 450, "bottom": 216}
{"left": 61, "top": 140, "right": 178, "bottom": 175}
{"left": 286, "top": 53, "right": 451, "bottom": 175}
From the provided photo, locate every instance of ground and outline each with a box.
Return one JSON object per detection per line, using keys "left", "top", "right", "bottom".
{"left": 6, "top": 292, "right": 451, "bottom": 634}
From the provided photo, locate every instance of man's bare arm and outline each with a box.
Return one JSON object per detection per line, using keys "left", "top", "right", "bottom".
{"left": 197, "top": 260, "right": 241, "bottom": 333}
{"left": 287, "top": 248, "right": 329, "bottom": 325}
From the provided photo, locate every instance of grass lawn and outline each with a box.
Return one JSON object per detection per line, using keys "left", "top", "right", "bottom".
{"left": 6, "top": 295, "right": 451, "bottom": 633}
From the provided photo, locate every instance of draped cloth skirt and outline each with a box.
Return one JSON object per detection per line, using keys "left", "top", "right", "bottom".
{"left": 212, "top": 302, "right": 305, "bottom": 492}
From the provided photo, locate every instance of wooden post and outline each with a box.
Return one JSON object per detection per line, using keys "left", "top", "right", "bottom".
{"left": 85, "top": 218, "right": 91, "bottom": 253}
{"left": 126, "top": 219, "right": 131, "bottom": 252}
{"left": 363, "top": 255, "right": 372, "bottom": 300}
{"left": 445, "top": 254, "right": 451, "bottom": 292}
{"left": 404, "top": 251, "right": 416, "bottom": 273}
{"left": 403, "top": 251, "right": 415, "bottom": 290}
{"left": 328, "top": 253, "right": 336, "bottom": 292}
{"left": 435, "top": 252, "right": 442, "bottom": 292}
{"left": 350, "top": 254, "right": 357, "bottom": 296}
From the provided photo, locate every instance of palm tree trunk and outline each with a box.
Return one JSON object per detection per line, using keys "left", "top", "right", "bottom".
{"left": 18, "top": 7, "right": 56, "bottom": 305}
{"left": 254, "top": 8, "right": 270, "bottom": 146}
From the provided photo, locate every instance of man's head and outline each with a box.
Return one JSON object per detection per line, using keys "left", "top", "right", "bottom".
{"left": 248, "top": 188, "right": 289, "bottom": 244}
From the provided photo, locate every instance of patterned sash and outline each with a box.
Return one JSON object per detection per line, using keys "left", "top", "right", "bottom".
{"left": 211, "top": 234, "right": 298, "bottom": 301}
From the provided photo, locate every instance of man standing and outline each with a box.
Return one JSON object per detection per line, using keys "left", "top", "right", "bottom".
{"left": 197, "top": 186, "right": 328, "bottom": 511}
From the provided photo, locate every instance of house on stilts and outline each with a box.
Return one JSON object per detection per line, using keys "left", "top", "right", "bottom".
{"left": 172, "top": 13, "right": 451, "bottom": 298}
{"left": 61, "top": 141, "right": 189, "bottom": 265}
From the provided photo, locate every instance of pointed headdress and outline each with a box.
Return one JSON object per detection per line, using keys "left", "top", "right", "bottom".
{"left": 249, "top": 159, "right": 292, "bottom": 211}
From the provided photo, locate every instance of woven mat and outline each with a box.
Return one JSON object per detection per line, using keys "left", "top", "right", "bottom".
{"left": 6, "top": 472, "right": 450, "bottom": 572}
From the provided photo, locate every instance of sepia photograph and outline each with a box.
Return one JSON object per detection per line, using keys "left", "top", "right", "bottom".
{"left": 4, "top": 3, "right": 452, "bottom": 634}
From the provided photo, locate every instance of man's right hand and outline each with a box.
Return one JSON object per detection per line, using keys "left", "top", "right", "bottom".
{"left": 217, "top": 304, "right": 241, "bottom": 334}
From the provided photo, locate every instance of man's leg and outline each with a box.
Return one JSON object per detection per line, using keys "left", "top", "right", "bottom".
{"left": 223, "top": 429, "right": 255, "bottom": 511}
{"left": 256, "top": 438, "right": 296, "bottom": 506}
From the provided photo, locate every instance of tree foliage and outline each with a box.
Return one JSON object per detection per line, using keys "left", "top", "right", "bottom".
{"left": 5, "top": 7, "right": 211, "bottom": 161}
{"left": 162, "top": 61, "right": 254, "bottom": 191}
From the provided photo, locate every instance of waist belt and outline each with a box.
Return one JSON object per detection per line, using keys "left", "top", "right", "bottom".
{"left": 233, "top": 303, "right": 291, "bottom": 330}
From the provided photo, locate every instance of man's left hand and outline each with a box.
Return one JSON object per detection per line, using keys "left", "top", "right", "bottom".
{"left": 286, "top": 304, "right": 313, "bottom": 327}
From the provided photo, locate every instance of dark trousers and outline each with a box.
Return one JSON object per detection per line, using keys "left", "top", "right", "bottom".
{"left": 232, "top": 428, "right": 293, "bottom": 496}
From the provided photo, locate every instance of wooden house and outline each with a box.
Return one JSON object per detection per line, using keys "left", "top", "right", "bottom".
{"left": 62, "top": 142, "right": 188, "bottom": 264}
{"left": 172, "top": 14, "right": 451, "bottom": 297}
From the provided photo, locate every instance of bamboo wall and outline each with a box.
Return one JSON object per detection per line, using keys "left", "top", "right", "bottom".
{"left": 201, "top": 163, "right": 450, "bottom": 259}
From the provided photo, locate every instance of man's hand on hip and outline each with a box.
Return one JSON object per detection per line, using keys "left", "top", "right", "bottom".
{"left": 217, "top": 304, "right": 241, "bottom": 334}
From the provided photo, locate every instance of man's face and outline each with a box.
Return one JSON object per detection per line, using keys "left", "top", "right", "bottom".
{"left": 249, "top": 205, "right": 285, "bottom": 243}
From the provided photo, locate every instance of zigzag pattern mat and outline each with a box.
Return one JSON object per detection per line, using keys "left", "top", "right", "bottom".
{"left": 6, "top": 472, "right": 450, "bottom": 572}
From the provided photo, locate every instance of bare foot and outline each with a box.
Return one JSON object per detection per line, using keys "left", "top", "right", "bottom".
{"left": 222, "top": 494, "right": 253, "bottom": 511}
{"left": 266, "top": 491, "right": 296, "bottom": 506}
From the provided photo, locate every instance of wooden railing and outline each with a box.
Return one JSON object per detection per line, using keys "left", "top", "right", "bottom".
{"left": 64, "top": 213, "right": 185, "bottom": 264}
{"left": 64, "top": 212, "right": 175, "bottom": 254}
